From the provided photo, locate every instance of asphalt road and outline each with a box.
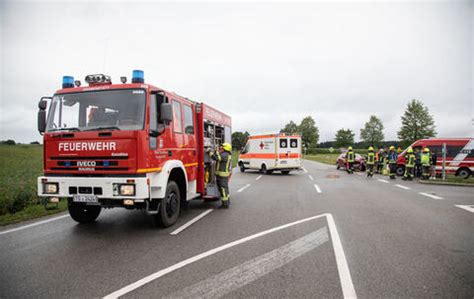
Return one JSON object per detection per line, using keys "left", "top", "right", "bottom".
{"left": 1, "top": 160, "right": 473, "bottom": 298}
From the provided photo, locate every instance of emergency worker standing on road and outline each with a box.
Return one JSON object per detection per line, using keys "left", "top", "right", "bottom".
{"left": 211, "top": 143, "right": 233, "bottom": 208}
{"left": 388, "top": 146, "right": 398, "bottom": 179}
{"left": 402, "top": 147, "right": 415, "bottom": 181}
{"left": 430, "top": 150, "right": 438, "bottom": 180}
{"left": 377, "top": 148, "right": 385, "bottom": 174}
{"left": 414, "top": 148, "right": 422, "bottom": 178}
{"left": 421, "top": 147, "right": 431, "bottom": 180}
{"left": 366, "top": 146, "right": 375, "bottom": 177}
{"left": 346, "top": 146, "right": 355, "bottom": 174}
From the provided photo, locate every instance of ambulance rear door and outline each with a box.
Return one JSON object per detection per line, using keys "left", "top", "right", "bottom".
{"left": 277, "top": 136, "right": 302, "bottom": 168}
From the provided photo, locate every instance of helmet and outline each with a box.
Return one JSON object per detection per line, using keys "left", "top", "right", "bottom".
{"left": 348, "top": 146, "right": 353, "bottom": 150}
{"left": 423, "top": 147, "right": 430, "bottom": 153}
{"left": 407, "top": 147, "right": 413, "bottom": 153}
{"left": 389, "top": 146, "right": 395, "bottom": 151}
{"left": 368, "top": 146, "right": 374, "bottom": 151}
{"left": 221, "top": 143, "right": 232, "bottom": 152}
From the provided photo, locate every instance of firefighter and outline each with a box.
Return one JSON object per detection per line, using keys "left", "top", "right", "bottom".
{"left": 377, "top": 148, "right": 385, "bottom": 174}
{"left": 430, "top": 150, "right": 438, "bottom": 180}
{"left": 414, "top": 147, "right": 422, "bottom": 178}
{"left": 346, "top": 146, "right": 355, "bottom": 174}
{"left": 397, "top": 146, "right": 402, "bottom": 155}
{"left": 387, "top": 146, "right": 397, "bottom": 179}
{"left": 211, "top": 143, "right": 233, "bottom": 208}
{"left": 421, "top": 147, "right": 431, "bottom": 180}
{"left": 366, "top": 146, "right": 375, "bottom": 177}
{"left": 402, "top": 147, "right": 415, "bottom": 181}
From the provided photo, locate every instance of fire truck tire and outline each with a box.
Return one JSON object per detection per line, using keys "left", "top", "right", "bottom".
{"left": 456, "top": 168, "right": 471, "bottom": 179}
{"left": 156, "top": 181, "right": 181, "bottom": 228}
{"left": 68, "top": 203, "right": 101, "bottom": 224}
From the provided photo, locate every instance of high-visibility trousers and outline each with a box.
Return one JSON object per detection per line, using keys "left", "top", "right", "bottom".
{"left": 217, "top": 175, "right": 230, "bottom": 202}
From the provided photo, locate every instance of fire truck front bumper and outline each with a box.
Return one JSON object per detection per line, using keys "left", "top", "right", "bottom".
{"left": 37, "top": 176, "right": 150, "bottom": 204}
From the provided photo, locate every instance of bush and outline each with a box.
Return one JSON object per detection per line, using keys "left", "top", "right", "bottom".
{"left": 8, "top": 189, "right": 32, "bottom": 214}
{"left": 1, "top": 140, "right": 16, "bottom": 145}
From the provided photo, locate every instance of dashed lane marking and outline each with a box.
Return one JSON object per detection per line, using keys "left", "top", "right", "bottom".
{"left": 302, "top": 168, "right": 308, "bottom": 173}
{"left": 237, "top": 184, "right": 251, "bottom": 193}
{"left": 308, "top": 175, "right": 314, "bottom": 181}
{"left": 314, "top": 184, "right": 322, "bottom": 193}
{"left": 170, "top": 209, "right": 214, "bottom": 235}
{"left": 103, "top": 213, "right": 357, "bottom": 299}
{"left": 0, "top": 214, "right": 70, "bottom": 236}
{"left": 377, "top": 179, "right": 389, "bottom": 183}
{"left": 256, "top": 175, "right": 262, "bottom": 181}
{"left": 419, "top": 192, "right": 443, "bottom": 200}
{"left": 455, "top": 205, "right": 474, "bottom": 213}
{"left": 395, "top": 184, "right": 411, "bottom": 190}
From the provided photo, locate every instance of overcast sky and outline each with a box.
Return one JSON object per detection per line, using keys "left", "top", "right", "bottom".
{"left": 1, "top": 0, "right": 473, "bottom": 143}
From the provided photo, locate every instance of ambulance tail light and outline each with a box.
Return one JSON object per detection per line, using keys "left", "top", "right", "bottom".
{"left": 132, "top": 70, "right": 144, "bottom": 83}
{"left": 62, "top": 76, "right": 74, "bottom": 88}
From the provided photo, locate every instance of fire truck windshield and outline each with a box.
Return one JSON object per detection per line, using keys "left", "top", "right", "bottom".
{"left": 46, "top": 89, "right": 146, "bottom": 132}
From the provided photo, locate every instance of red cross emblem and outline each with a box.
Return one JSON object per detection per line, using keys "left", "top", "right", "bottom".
{"left": 259, "top": 142, "right": 264, "bottom": 149}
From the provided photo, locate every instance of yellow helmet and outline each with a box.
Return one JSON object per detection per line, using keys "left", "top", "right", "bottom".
{"left": 221, "top": 143, "right": 232, "bottom": 152}
{"left": 368, "top": 146, "right": 374, "bottom": 151}
{"left": 423, "top": 147, "right": 430, "bottom": 153}
{"left": 348, "top": 146, "right": 353, "bottom": 150}
{"left": 407, "top": 147, "right": 413, "bottom": 153}
{"left": 389, "top": 146, "right": 395, "bottom": 151}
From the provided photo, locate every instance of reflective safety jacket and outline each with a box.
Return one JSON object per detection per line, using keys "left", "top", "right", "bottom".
{"left": 406, "top": 153, "right": 415, "bottom": 167}
{"left": 212, "top": 150, "right": 232, "bottom": 177}
{"left": 367, "top": 152, "right": 375, "bottom": 165}
{"left": 387, "top": 151, "right": 397, "bottom": 164}
{"left": 421, "top": 153, "right": 430, "bottom": 166}
{"left": 346, "top": 150, "right": 355, "bottom": 163}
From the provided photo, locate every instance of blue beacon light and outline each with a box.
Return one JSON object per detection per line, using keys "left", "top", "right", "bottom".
{"left": 62, "top": 76, "right": 75, "bottom": 88}
{"left": 131, "top": 70, "right": 144, "bottom": 83}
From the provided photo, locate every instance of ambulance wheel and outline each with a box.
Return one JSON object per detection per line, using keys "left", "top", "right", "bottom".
{"left": 68, "top": 203, "right": 101, "bottom": 224}
{"left": 396, "top": 165, "right": 405, "bottom": 176}
{"left": 456, "top": 168, "right": 471, "bottom": 179}
{"left": 261, "top": 164, "right": 271, "bottom": 174}
{"left": 156, "top": 181, "right": 180, "bottom": 228}
{"left": 281, "top": 171, "right": 290, "bottom": 175}
{"left": 239, "top": 163, "right": 246, "bottom": 172}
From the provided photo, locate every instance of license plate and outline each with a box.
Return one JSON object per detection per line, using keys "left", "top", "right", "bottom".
{"left": 73, "top": 194, "right": 98, "bottom": 203}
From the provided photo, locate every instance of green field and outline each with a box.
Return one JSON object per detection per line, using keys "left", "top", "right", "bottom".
{"left": 0, "top": 144, "right": 68, "bottom": 226}
{"left": 304, "top": 154, "right": 339, "bottom": 165}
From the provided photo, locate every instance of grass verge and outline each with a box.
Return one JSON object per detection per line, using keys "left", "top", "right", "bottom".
{"left": 419, "top": 175, "right": 474, "bottom": 187}
{"left": 0, "top": 200, "right": 68, "bottom": 227}
{"left": 304, "top": 154, "right": 339, "bottom": 165}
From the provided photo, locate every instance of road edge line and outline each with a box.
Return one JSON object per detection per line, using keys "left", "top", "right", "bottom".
{"left": 326, "top": 214, "right": 357, "bottom": 299}
{"left": 0, "top": 214, "right": 70, "bottom": 236}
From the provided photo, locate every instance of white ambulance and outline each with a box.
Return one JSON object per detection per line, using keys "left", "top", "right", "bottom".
{"left": 238, "top": 134, "right": 302, "bottom": 174}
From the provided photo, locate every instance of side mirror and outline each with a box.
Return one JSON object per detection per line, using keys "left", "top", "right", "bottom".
{"left": 38, "top": 110, "right": 46, "bottom": 133}
{"left": 160, "top": 103, "right": 173, "bottom": 123}
{"left": 38, "top": 100, "right": 47, "bottom": 110}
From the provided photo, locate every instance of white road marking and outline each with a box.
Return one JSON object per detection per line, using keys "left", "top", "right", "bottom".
{"left": 419, "top": 192, "right": 443, "bottom": 200}
{"left": 308, "top": 175, "right": 314, "bottom": 181}
{"left": 104, "top": 213, "right": 356, "bottom": 299}
{"left": 326, "top": 213, "right": 358, "bottom": 299}
{"left": 164, "top": 228, "right": 329, "bottom": 299}
{"left": 170, "top": 209, "right": 213, "bottom": 235}
{"left": 302, "top": 167, "right": 308, "bottom": 173}
{"left": 0, "top": 214, "right": 70, "bottom": 236}
{"left": 237, "top": 184, "right": 251, "bottom": 192}
{"left": 314, "top": 184, "right": 322, "bottom": 193}
{"left": 378, "top": 179, "right": 389, "bottom": 183}
{"left": 395, "top": 184, "right": 411, "bottom": 190}
{"left": 455, "top": 205, "right": 474, "bottom": 213}
{"left": 255, "top": 175, "right": 262, "bottom": 181}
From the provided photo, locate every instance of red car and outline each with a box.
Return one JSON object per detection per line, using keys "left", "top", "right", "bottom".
{"left": 336, "top": 152, "right": 366, "bottom": 171}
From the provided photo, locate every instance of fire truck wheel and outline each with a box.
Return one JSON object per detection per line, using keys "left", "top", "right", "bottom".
{"left": 156, "top": 181, "right": 181, "bottom": 228}
{"left": 456, "top": 168, "right": 471, "bottom": 179}
{"left": 68, "top": 203, "right": 101, "bottom": 224}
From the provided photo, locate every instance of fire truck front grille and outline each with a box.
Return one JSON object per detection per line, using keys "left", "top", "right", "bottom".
{"left": 51, "top": 156, "right": 128, "bottom": 160}
{"left": 50, "top": 156, "right": 129, "bottom": 172}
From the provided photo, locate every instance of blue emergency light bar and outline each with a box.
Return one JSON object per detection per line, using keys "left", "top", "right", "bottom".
{"left": 132, "top": 70, "right": 144, "bottom": 83}
{"left": 62, "top": 76, "right": 74, "bottom": 88}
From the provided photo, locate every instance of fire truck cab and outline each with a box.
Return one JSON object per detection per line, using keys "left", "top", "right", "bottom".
{"left": 37, "top": 71, "right": 231, "bottom": 227}
{"left": 238, "top": 134, "right": 302, "bottom": 174}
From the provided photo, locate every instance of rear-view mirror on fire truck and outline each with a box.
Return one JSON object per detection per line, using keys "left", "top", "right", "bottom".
{"left": 160, "top": 102, "right": 173, "bottom": 123}
{"left": 37, "top": 97, "right": 50, "bottom": 134}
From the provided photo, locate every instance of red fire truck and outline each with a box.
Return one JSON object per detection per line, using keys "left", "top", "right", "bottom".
{"left": 396, "top": 138, "right": 474, "bottom": 178}
{"left": 37, "top": 71, "right": 231, "bottom": 227}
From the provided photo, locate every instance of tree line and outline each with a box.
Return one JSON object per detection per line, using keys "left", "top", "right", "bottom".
{"left": 232, "top": 99, "right": 437, "bottom": 150}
